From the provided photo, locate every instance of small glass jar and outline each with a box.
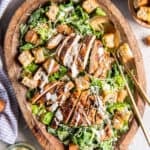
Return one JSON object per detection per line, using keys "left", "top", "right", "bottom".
{"left": 7, "top": 142, "right": 36, "bottom": 150}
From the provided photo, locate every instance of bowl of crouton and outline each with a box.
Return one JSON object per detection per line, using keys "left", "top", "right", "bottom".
{"left": 128, "top": 0, "right": 150, "bottom": 28}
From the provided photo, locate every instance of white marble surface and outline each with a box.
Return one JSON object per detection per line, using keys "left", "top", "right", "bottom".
{"left": 0, "top": 0, "right": 150, "bottom": 150}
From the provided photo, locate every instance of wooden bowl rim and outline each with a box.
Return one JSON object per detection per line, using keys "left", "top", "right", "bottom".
{"left": 4, "top": 0, "right": 146, "bottom": 149}
{"left": 128, "top": 0, "right": 150, "bottom": 28}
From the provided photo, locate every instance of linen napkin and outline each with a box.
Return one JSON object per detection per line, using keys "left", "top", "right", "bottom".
{"left": 0, "top": 0, "right": 19, "bottom": 142}
{"left": 0, "top": 67, "right": 18, "bottom": 144}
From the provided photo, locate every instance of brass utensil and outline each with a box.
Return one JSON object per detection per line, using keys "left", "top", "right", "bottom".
{"left": 113, "top": 53, "right": 150, "bottom": 146}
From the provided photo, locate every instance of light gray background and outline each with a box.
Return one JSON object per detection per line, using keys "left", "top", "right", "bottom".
{"left": 0, "top": 0, "right": 150, "bottom": 149}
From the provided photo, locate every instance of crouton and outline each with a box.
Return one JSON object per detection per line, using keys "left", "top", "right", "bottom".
{"left": 46, "top": 3, "right": 59, "bottom": 22}
{"left": 133, "top": 0, "right": 149, "bottom": 9}
{"left": 32, "top": 47, "right": 46, "bottom": 63}
{"left": 113, "top": 113, "right": 124, "bottom": 130}
{"left": 69, "top": 144, "right": 79, "bottom": 150}
{"left": 43, "top": 58, "right": 60, "bottom": 75}
{"left": 90, "top": 16, "right": 109, "bottom": 31}
{"left": 137, "top": 6, "right": 150, "bottom": 23}
{"left": 25, "top": 30, "right": 39, "bottom": 44}
{"left": 82, "top": 0, "right": 99, "bottom": 13}
{"left": 18, "top": 51, "right": 34, "bottom": 67}
{"left": 57, "top": 24, "right": 74, "bottom": 35}
{"left": 103, "top": 33, "right": 116, "bottom": 48}
{"left": 117, "top": 43, "right": 134, "bottom": 64}
{"left": 117, "top": 89, "right": 128, "bottom": 102}
{"left": 113, "top": 110, "right": 131, "bottom": 129}
{"left": 103, "top": 90, "right": 118, "bottom": 103}
{"left": 22, "top": 76, "right": 39, "bottom": 89}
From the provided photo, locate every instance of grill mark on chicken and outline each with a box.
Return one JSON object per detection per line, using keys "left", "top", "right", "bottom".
{"left": 50, "top": 90, "right": 80, "bottom": 128}
{"left": 77, "top": 35, "right": 96, "bottom": 71}
{"left": 94, "top": 52, "right": 114, "bottom": 78}
{"left": 69, "top": 90, "right": 91, "bottom": 126}
{"left": 59, "top": 34, "right": 76, "bottom": 63}
{"left": 89, "top": 40, "right": 104, "bottom": 74}
{"left": 56, "top": 34, "right": 75, "bottom": 60}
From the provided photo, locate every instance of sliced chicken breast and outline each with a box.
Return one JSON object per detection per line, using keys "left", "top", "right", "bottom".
{"left": 46, "top": 34, "right": 64, "bottom": 50}
{"left": 77, "top": 35, "right": 96, "bottom": 71}
{"left": 56, "top": 34, "right": 75, "bottom": 61}
{"left": 89, "top": 40, "right": 104, "bottom": 74}
{"left": 43, "top": 58, "right": 60, "bottom": 75}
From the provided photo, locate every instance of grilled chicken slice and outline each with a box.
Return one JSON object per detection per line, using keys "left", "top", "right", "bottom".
{"left": 25, "top": 30, "right": 39, "bottom": 45}
{"left": 70, "top": 90, "right": 91, "bottom": 126}
{"left": 94, "top": 52, "right": 114, "bottom": 78}
{"left": 89, "top": 40, "right": 104, "bottom": 74}
{"left": 62, "top": 35, "right": 81, "bottom": 78}
{"left": 21, "top": 76, "right": 39, "bottom": 89}
{"left": 56, "top": 34, "right": 81, "bottom": 77}
{"left": 77, "top": 35, "right": 96, "bottom": 71}
{"left": 56, "top": 34, "right": 75, "bottom": 60}
{"left": 60, "top": 35, "right": 81, "bottom": 67}
{"left": 46, "top": 3, "right": 59, "bottom": 22}
{"left": 32, "top": 47, "right": 46, "bottom": 63}
{"left": 43, "top": 58, "right": 60, "bottom": 75}
{"left": 70, "top": 106, "right": 88, "bottom": 126}
{"left": 31, "top": 81, "right": 63, "bottom": 104}
{"left": 18, "top": 51, "right": 34, "bottom": 67}
{"left": 46, "top": 34, "right": 64, "bottom": 50}
{"left": 33, "top": 68, "right": 49, "bottom": 90}
{"left": 51, "top": 91, "right": 79, "bottom": 128}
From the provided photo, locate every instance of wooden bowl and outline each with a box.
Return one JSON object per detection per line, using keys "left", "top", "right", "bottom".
{"left": 128, "top": 0, "right": 150, "bottom": 28}
{"left": 4, "top": 0, "right": 146, "bottom": 149}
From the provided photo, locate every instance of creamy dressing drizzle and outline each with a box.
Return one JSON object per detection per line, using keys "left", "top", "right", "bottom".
{"left": 83, "top": 36, "right": 96, "bottom": 68}
{"left": 63, "top": 35, "right": 81, "bottom": 68}
{"left": 55, "top": 109, "right": 63, "bottom": 121}
{"left": 48, "top": 59, "right": 55, "bottom": 74}
{"left": 46, "top": 92, "right": 58, "bottom": 101}
{"left": 50, "top": 102, "right": 59, "bottom": 112}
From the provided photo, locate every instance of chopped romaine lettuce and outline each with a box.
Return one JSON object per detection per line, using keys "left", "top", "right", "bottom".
{"left": 31, "top": 105, "right": 39, "bottom": 115}
{"left": 20, "top": 24, "right": 28, "bottom": 44}
{"left": 24, "top": 63, "right": 38, "bottom": 73}
{"left": 48, "top": 66, "right": 68, "bottom": 82}
{"left": 34, "top": 23, "right": 54, "bottom": 42}
{"left": 107, "top": 102, "right": 130, "bottom": 114}
{"left": 28, "top": 8, "right": 47, "bottom": 28}
{"left": 72, "top": 126, "right": 103, "bottom": 150}
{"left": 56, "top": 3, "right": 103, "bottom": 38}
{"left": 95, "top": 8, "right": 107, "bottom": 16}
{"left": 20, "top": 43, "right": 35, "bottom": 51}
{"left": 26, "top": 88, "right": 37, "bottom": 99}
{"left": 41, "top": 112, "right": 53, "bottom": 125}
{"left": 47, "top": 127, "right": 57, "bottom": 136}
{"left": 99, "top": 138, "right": 114, "bottom": 150}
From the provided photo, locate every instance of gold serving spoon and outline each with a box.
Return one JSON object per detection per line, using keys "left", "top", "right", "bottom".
{"left": 112, "top": 49, "right": 150, "bottom": 146}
